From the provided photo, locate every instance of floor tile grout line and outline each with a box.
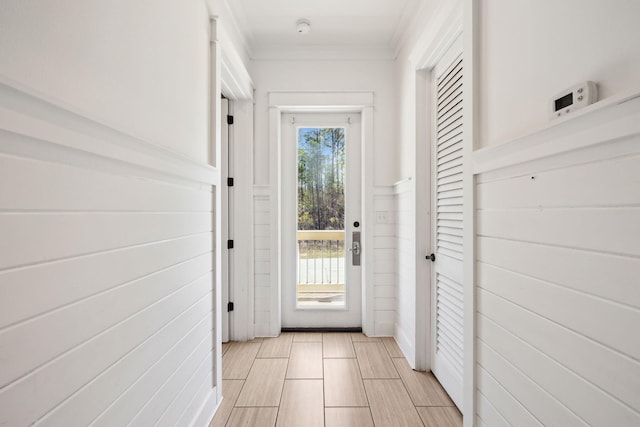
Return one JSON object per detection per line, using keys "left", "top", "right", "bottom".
{"left": 355, "top": 335, "right": 426, "bottom": 426}
{"left": 220, "top": 344, "right": 258, "bottom": 425}
{"left": 354, "top": 340, "right": 402, "bottom": 380}
{"left": 350, "top": 333, "right": 376, "bottom": 426}
{"left": 322, "top": 338, "right": 326, "bottom": 427}
{"left": 320, "top": 340, "right": 327, "bottom": 427}
{"left": 390, "top": 353, "right": 428, "bottom": 427}
{"left": 272, "top": 338, "right": 291, "bottom": 427}
{"left": 393, "top": 357, "right": 427, "bottom": 419}
{"left": 415, "top": 405, "right": 460, "bottom": 408}
{"left": 220, "top": 345, "right": 254, "bottom": 425}
{"left": 226, "top": 341, "right": 263, "bottom": 426}
{"left": 402, "top": 375, "right": 427, "bottom": 426}
{"left": 392, "top": 357, "right": 421, "bottom": 408}
{"left": 386, "top": 339, "right": 402, "bottom": 378}
{"left": 322, "top": 356, "right": 356, "bottom": 359}
{"left": 382, "top": 337, "right": 424, "bottom": 418}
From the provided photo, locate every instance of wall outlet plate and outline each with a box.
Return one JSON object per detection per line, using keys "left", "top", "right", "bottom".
{"left": 375, "top": 211, "right": 389, "bottom": 224}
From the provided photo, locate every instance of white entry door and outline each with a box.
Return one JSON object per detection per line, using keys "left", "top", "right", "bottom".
{"left": 281, "top": 113, "right": 362, "bottom": 328}
{"left": 431, "top": 43, "right": 464, "bottom": 409}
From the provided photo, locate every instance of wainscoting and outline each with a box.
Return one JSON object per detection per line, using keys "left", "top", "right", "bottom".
{"left": 372, "top": 187, "right": 398, "bottom": 337}
{"left": 253, "top": 186, "right": 272, "bottom": 337}
{"left": 0, "top": 81, "right": 219, "bottom": 426}
{"left": 389, "top": 180, "right": 415, "bottom": 361}
{"left": 472, "top": 92, "right": 640, "bottom": 426}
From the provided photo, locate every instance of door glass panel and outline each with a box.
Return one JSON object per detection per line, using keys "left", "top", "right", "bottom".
{"left": 297, "top": 127, "right": 346, "bottom": 308}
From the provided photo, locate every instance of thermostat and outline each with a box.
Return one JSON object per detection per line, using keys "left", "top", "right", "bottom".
{"left": 550, "top": 81, "right": 598, "bottom": 120}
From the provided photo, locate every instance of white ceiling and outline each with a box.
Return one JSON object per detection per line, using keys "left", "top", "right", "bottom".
{"left": 226, "top": 0, "right": 426, "bottom": 59}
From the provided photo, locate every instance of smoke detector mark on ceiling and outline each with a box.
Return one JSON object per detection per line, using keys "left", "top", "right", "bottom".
{"left": 296, "top": 19, "right": 311, "bottom": 34}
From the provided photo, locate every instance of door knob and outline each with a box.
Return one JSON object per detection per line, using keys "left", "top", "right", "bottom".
{"left": 427, "top": 253, "right": 436, "bottom": 262}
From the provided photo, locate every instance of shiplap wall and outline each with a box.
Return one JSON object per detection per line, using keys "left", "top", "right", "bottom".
{"left": 393, "top": 179, "right": 416, "bottom": 359}
{"left": 0, "top": 83, "right": 218, "bottom": 426}
{"left": 473, "top": 96, "right": 640, "bottom": 426}
{"left": 253, "top": 186, "right": 272, "bottom": 337}
{"left": 373, "top": 187, "right": 397, "bottom": 336}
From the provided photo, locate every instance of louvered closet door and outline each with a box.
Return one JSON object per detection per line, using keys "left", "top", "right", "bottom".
{"left": 432, "top": 51, "right": 464, "bottom": 410}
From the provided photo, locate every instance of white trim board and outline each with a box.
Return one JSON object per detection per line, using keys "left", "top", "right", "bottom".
{"left": 473, "top": 89, "right": 640, "bottom": 176}
{"left": 0, "top": 79, "right": 217, "bottom": 187}
{"left": 190, "top": 386, "right": 220, "bottom": 427}
{"left": 398, "top": 0, "right": 465, "bottom": 379}
{"left": 268, "top": 92, "right": 374, "bottom": 111}
{"left": 250, "top": 46, "right": 396, "bottom": 62}
{"left": 409, "top": 0, "right": 463, "bottom": 69}
{"left": 268, "top": 91, "right": 376, "bottom": 336}
{"left": 253, "top": 185, "right": 271, "bottom": 196}
{"left": 462, "top": 0, "right": 479, "bottom": 423}
{"left": 373, "top": 185, "right": 395, "bottom": 197}
{"left": 220, "top": 28, "right": 254, "bottom": 101}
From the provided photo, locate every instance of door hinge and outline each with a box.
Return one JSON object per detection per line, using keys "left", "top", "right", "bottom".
{"left": 227, "top": 302, "right": 234, "bottom": 312}
{"left": 227, "top": 115, "right": 234, "bottom": 125}
{"left": 227, "top": 177, "right": 234, "bottom": 186}
{"left": 227, "top": 240, "right": 234, "bottom": 249}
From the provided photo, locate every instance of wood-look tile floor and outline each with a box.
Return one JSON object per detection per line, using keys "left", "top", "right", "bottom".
{"left": 210, "top": 333, "right": 462, "bottom": 427}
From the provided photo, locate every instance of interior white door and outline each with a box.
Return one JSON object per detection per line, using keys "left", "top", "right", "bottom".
{"left": 221, "top": 98, "right": 232, "bottom": 342}
{"left": 281, "top": 113, "right": 362, "bottom": 328}
{"left": 431, "top": 46, "right": 464, "bottom": 409}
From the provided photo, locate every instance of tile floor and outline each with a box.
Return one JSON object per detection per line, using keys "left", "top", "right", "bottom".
{"left": 210, "top": 332, "right": 462, "bottom": 427}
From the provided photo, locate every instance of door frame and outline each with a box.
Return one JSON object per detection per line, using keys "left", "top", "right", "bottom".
{"left": 410, "top": 1, "right": 463, "bottom": 373}
{"left": 280, "top": 113, "right": 362, "bottom": 328}
{"left": 430, "top": 39, "right": 464, "bottom": 409}
{"left": 268, "top": 92, "right": 375, "bottom": 336}
{"left": 410, "top": 0, "right": 477, "bottom": 422}
{"left": 221, "top": 97, "right": 231, "bottom": 343}
{"left": 220, "top": 97, "right": 255, "bottom": 342}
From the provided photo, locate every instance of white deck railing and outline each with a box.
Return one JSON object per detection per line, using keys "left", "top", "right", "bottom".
{"left": 297, "top": 230, "right": 345, "bottom": 288}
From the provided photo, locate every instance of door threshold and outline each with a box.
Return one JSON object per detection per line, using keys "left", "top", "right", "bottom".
{"left": 281, "top": 327, "right": 362, "bottom": 333}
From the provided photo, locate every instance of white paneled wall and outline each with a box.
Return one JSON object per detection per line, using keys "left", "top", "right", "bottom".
{"left": 252, "top": 186, "right": 399, "bottom": 337}
{"left": 473, "top": 96, "right": 640, "bottom": 426}
{"left": 372, "top": 187, "right": 397, "bottom": 336}
{"left": 392, "top": 179, "right": 415, "bottom": 357}
{"left": 0, "top": 83, "right": 218, "bottom": 427}
{"left": 253, "top": 186, "right": 272, "bottom": 337}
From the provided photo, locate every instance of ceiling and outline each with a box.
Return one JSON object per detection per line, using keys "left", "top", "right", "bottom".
{"left": 225, "top": 0, "right": 426, "bottom": 59}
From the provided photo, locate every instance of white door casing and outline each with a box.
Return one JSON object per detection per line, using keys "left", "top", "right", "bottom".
{"left": 281, "top": 113, "right": 362, "bottom": 328}
{"left": 431, "top": 45, "right": 464, "bottom": 409}
{"left": 220, "top": 97, "right": 255, "bottom": 342}
{"left": 221, "top": 98, "right": 232, "bottom": 342}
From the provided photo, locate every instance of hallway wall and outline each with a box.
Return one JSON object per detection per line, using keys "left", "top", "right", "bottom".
{"left": 392, "top": 179, "right": 417, "bottom": 363}
{"left": 478, "top": 0, "right": 640, "bottom": 148}
{"left": 250, "top": 58, "right": 399, "bottom": 336}
{"left": 473, "top": 105, "right": 640, "bottom": 426}
{"left": 390, "top": 0, "right": 457, "bottom": 370}
{"left": 392, "top": 1, "right": 640, "bottom": 424}
{"left": 0, "top": 0, "right": 211, "bottom": 161}
{"left": 251, "top": 59, "right": 398, "bottom": 187}
{"left": 473, "top": 1, "right": 640, "bottom": 424}
{"left": 0, "top": 1, "right": 219, "bottom": 426}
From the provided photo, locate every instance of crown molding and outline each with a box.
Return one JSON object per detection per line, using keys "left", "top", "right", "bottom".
{"left": 250, "top": 45, "right": 396, "bottom": 61}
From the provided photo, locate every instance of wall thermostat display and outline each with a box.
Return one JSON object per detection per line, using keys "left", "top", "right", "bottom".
{"left": 550, "top": 81, "right": 598, "bottom": 120}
